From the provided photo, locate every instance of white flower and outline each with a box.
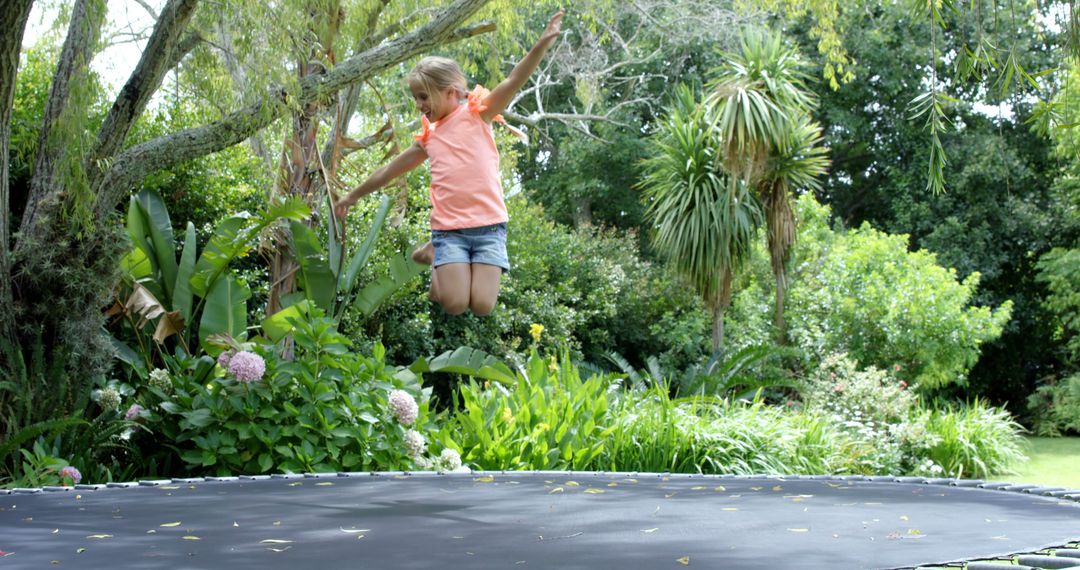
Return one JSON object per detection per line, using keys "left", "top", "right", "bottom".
{"left": 148, "top": 368, "right": 171, "bottom": 391}
{"left": 389, "top": 390, "right": 419, "bottom": 426}
{"left": 404, "top": 429, "right": 426, "bottom": 458}
{"left": 439, "top": 448, "right": 462, "bottom": 471}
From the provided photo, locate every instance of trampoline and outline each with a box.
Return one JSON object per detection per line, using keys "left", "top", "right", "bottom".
{"left": 2, "top": 471, "right": 1080, "bottom": 569}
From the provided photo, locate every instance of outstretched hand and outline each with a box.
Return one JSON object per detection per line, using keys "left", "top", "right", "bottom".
{"left": 334, "top": 197, "right": 353, "bottom": 221}
{"left": 538, "top": 10, "right": 564, "bottom": 48}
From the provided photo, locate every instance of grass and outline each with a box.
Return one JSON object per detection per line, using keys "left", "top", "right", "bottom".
{"left": 993, "top": 436, "right": 1080, "bottom": 488}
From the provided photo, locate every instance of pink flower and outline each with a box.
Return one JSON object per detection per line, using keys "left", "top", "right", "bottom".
{"left": 59, "top": 466, "right": 82, "bottom": 485}
{"left": 389, "top": 390, "right": 419, "bottom": 426}
{"left": 899, "top": 380, "right": 908, "bottom": 390}
{"left": 125, "top": 404, "right": 144, "bottom": 420}
{"left": 228, "top": 351, "right": 266, "bottom": 383}
{"left": 217, "top": 350, "right": 235, "bottom": 368}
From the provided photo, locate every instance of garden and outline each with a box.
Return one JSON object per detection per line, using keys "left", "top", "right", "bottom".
{"left": 1, "top": 0, "right": 1078, "bottom": 509}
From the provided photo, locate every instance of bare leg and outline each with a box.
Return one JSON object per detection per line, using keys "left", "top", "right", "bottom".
{"left": 411, "top": 240, "right": 434, "bottom": 265}
{"left": 469, "top": 264, "right": 503, "bottom": 316}
{"left": 430, "top": 263, "right": 471, "bottom": 315}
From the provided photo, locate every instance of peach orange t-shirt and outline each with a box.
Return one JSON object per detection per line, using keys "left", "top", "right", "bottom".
{"left": 414, "top": 98, "right": 507, "bottom": 231}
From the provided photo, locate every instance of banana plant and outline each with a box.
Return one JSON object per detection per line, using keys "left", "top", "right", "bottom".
{"left": 112, "top": 190, "right": 310, "bottom": 367}
{"left": 265, "top": 193, "right": 425, "bottom": 341}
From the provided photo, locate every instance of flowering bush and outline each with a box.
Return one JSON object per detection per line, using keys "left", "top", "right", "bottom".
{"left": 802, "top": 352, "right": 916, "bottom": 424}
{"left": 145, "top": 312, "right": 444, "bottom": 475}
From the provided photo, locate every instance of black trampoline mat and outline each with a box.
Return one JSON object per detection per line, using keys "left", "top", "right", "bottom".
{"left": 2, "top": 472, "right": 1079, "bottom": 569}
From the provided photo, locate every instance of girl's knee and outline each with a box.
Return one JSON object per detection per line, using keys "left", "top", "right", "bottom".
{"left": 469, "top": 295, "right": 497, "bottom": 316}
{"left": 440, "top": 296, "right": 470, "bottom": 315}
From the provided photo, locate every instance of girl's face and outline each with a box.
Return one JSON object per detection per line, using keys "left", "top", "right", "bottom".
{"left": 409, "top": 80, "right": 461, "bottom": 122}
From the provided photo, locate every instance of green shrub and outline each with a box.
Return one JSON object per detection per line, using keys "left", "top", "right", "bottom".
{"left": 445, "top": 349, "right": 614, "bottom": 470}
{"left": 785, "top": 197, "right": 1013, "bottom": 390}
{"left": 143, "top": 314, "right": 442, "bottom": 475}
{"left": 1026, "top": 373, "right": 1080, "bottom": 436}
{"left": 917, "top": 401, "right": 1026, "bottom": 479}
{"left": 802, "top": 352, "right": 916, "bottom": 424}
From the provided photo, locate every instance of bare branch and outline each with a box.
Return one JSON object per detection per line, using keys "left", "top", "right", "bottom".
{"left": 96, "top": 0, "right": 495, "bottom": 215}
{"left": 132, "top": 0, "right": 160, "bottom": 21}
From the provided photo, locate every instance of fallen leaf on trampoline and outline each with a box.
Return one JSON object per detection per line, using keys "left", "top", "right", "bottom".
{"left": 787, "top": 528, "right": 809, "bottom": 533}
{"left": 908, "top": 528, "right": 921, "bottom": 535}
{"left": 714, "top": 486, "right": 726, "bottom": 492}
{"left": 146, "top": 530, "right": 156, "bottom": 534}
{"left": 625, "top": 478, "right": 638, "bottom": 484}
{"left": 86, "top": 534, "right": 112, "bottom": 539}
{"left": 665, "top": 493, "right": 677, "bottom": 498}
{"left": 565, "top": 481, "right": 579, "bottom": 486}
{"left": 233, "top": 521, "right": 238, "bottom": 527}
{"left": 641, "top": 528, "right": 659, "bottom": 533}
{"left": 182, "top": 536, "right": 201, "bottom": 540}
{"left": 0, "top": 550, "right": 12, "bottom": 557}
{"left": 772, "top": 486, "right": 783, "bottom": 492}
{"left": 722, "top": 508, "right": 738, "bottom": 511}
{"left": 991, "top": 535, "right": 1009, "bottom": 540}
{"left": 260, "top": 539, "right": 294, "bottom": 544}
{"left": 76, "top": 548, "right": 85, "bottom": 553}
{"left": 474, "top": 476, "right": 494, "bottom": 483}
{"left": 339, "top": 528, "right": 370, "bottom": 533}
{"left": 316, "top": 482, "right": 334, "bottom": 486}
{"left": 288, "top": 482, "right": 302, "bottom": 487}
{"left": 676, "top": 556, "right": 690, "bottom": 565}
{"left": 267, "top": 546, "right": 291, "bottom": 552}
{"left": 751, "top": 487, "right": 763, "bottom": 491}
{"left": 273, "top": 521, "right": 282, "bottom": 526}
{"left": 160, "top": 486, "right": 179, "bottom": 490}
{"left": 900, "top": 516, "right": 909, "bottom": 521}
{"left": 692, "top": 486, "right": 706, "bottom": 491}
{"left": 52, "top": 528, "right": 58, "bottom": 534}
{"left": 160, "top": 522, "right": 182, "bottom": 527}
{"left": 608, "top": 482, "right": 618, "bottom": 487}
{"left": 549, "top": 487, "right": 564, "bottom": 494}
{"left": 584, "top": 488, "right": 605, "bottom": 494}
{"left": 864, "top": 502, "right": 883, "bottom": 505}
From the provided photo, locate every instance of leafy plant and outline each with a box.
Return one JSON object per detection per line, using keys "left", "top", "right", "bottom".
{"left": 148, "top": 310, "right": 439, "bottom": 475}
{"left": 1026, "top": 373, "right": 1080, "bottom": 437}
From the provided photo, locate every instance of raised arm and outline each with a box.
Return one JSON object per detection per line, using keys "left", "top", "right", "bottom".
{"left": 479, "top": 10, "right": 564, "bottom": 122}
{"left": 334, "top": 142, "right": 428, "bottom": 219}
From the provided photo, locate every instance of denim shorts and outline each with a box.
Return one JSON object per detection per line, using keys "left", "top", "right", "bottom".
{"left": 431, "top": 222, "right": 510, "bottom": 272}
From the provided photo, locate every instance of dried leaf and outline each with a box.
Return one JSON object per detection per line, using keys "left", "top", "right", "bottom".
{"left": 751, "top": 486, "right": 763, "bottom": 491}
{"left": 640, "top": 528, "right": 659, "bottom": 533}
{"left": 339, "top": 528, "right": 370, "bottom": 534}
{"left": 474, "top": 476, "right": 495, "bottom": 483}
{"left": 76, "top": 548, "right": 86, "bottom": 554}
{"left": 772, "top": 486, "right": 783, "bottom": 492}
{"left": 584, "top": 488, "right": 605, "bottom": 494}
{"left": 676, "top": 556, "right": 690, "bottom": 565}
{"left": 692, "top": 486, "right": 706, "bottom": 491}
{"left": 722, "top": 508, "right": 738, "bottom": 511}
{"left": 85, "top": 534, "right": 113, "bottom": 539}
{"left": 787, "top": 528, "right": 809, "bottom": 533}
{"left": 607, "top": 482, "right": 618, "bottom": 487}
{"left": 315, "top": 482, "right": 334, "bottom": 486}
{"left": 549, "top": 487, "right": 564, "bottom": 494}
{"left": 268, "top": 546, "right": 291, "bottom": 552}
{"left": 260, "top": 539, "right": 294, "bottom": 544}
{"left": 182, "top": 536, "right": 201, "bottom": 540}
{"left": 565, "top": 481, "right": 579, "bottom": 486}
{"left": 714, "top": 486, "right": 726, "bottom": 492}
{"left": 160, "top": 522, "right": 182, "bottom": 527}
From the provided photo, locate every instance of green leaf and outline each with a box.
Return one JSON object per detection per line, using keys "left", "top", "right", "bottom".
{"left": 131, "top": 190, "right": 179, "bottom": 305}
{"left": 198, "top": 275, "right": 251, "bottom": 345}
{"left": 340, "top": 194, "right": 392, "bottom": 300}
{"left": 174, "top": 222, "right": 198, "bottom": 323}
{"left": 290, "top": 221, "right": 337, "bottom": 313}
{"left": 353, "top": 251, "right": 424, "bottom": 317}
{"left": 191, "top": 216, "right": 247, "bottom": 298}
{"left": 410, "top": 347, "right": 516, "bottom": 385}
{"left": 261, "top": 300, "right": 313, "bottom": 343}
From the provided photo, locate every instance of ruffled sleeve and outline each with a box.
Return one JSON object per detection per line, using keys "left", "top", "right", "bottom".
{"left": 413, "top": 115, "right": 432, "bottom": 145}
{"left": 467, "top": 85, "right": 505, "bottom": 123}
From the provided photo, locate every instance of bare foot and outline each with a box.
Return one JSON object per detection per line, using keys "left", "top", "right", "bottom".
{"left": 411, "top": 240, "right": 434, "bottom": 265}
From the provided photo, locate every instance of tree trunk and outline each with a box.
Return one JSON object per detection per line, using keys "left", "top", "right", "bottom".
{"left": 774, "top": 264, "right": 787, "bottom": 344}
{"left": 17, "top": 0, "right": 107, "bottom": 249}
{"left": 0, "top": 0, "right": 34, "bottom": 347}
{"left": 711, "top": 270, "right": 734, "bottom": 355}
{"left": 572, "top": 196, "right": 593, "bottom": 228}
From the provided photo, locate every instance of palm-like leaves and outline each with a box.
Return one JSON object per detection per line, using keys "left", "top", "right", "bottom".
{"left": 707, "top": 29, "right": 829, "bottom": 342}
{"left": 641, "top": 85, "right": 762, "bottom": 352}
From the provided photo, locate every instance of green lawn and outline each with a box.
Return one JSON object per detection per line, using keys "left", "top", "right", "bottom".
{"left": 993, "top": 436, "right": 1080, "bottom": 488}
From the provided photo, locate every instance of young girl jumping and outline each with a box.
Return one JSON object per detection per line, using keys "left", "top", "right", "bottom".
{"left": 335, "top": 11, "right": 564, "bottom": 317}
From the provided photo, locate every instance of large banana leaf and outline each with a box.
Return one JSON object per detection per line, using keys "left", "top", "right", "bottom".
{"left": 290, "top": 221, "right": 337, "bottom": 313}
{"left": 352, "top": 250, "right": 424, "bottom": 317}
{"left": 173, "top": 222, "right": 197, "bottom": 324}
{"left": 190, "top": 197, "right": 310, "bottom": 298}
{"left": 129, "top": 190, "right": 179, "bottom": 304}
{"left": 338, "top": 194, "right": 392, "bottom": 314}
{"left": 198, "top": 275, "right": 251, "bottom": 344}
{"left": 409, "top": 346, "right": 516, "bottom": 385}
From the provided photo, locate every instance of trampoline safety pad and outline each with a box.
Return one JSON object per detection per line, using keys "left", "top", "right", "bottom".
{"left": 2, "top": 472, "right": 1080, "bottom": 569}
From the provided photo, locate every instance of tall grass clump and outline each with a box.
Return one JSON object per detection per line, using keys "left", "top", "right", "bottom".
{"left": 918, "top": 400, "right": 1026, "bottom": 479}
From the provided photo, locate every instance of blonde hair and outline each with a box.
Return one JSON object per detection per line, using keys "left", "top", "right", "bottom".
{"left": 408, "top": 56, "right": 467, "bottom": 108}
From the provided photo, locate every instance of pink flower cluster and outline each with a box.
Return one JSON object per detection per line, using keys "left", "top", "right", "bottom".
{"left": 228, "top": 351, "right": 266, "bottom": 383}
{"left": 125, "top": 404, "right": 144, "bottom": 420}
{"left": 59, "top": 466, "right": 81, "bottom": 485}
{"left": 389, "top": 390, "right": 418, "bottom": 426}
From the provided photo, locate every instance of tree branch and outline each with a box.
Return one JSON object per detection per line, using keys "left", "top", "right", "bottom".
{"left": 19, "top": 0, "right": 107, "bottom": 246}
{"left": 89, "top": 0, "right": 199, "bottom": 185}
{"left": 95, "top": 0, "right": 494, "bottom": 216}
{"left": 0, "top": 0, "right": 35, "bottom": 340}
